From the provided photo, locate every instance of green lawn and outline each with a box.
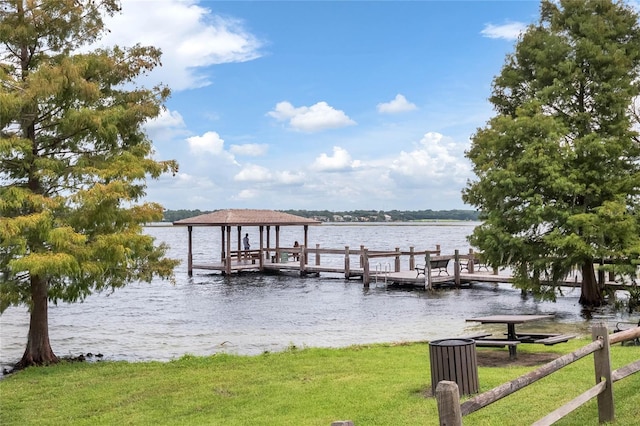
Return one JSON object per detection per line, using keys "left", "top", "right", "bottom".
{"left": 0, "top": 339, "right": 638, "bottom": 425}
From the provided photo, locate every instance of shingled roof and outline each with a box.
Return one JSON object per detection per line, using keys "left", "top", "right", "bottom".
{"left": 173, "top": 209, "right": 321, "bottom": 226}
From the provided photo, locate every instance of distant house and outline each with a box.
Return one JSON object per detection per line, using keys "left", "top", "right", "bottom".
{"left": 384, "top": 214, "right": 392, "bottom": 221}
{"left": 333, "top": 215, "right": 344, "bottom": 222}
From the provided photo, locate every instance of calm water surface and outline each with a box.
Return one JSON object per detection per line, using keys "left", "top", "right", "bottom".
{"left": 0, "top": 222, "right": 630, "bottom": 368}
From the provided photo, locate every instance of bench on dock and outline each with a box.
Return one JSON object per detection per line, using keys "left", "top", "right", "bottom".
{"left": 533, "top": 334, "right": 576, "bottom": 345}
{"left": 415, "top": 259, "right": 450, "bottom": 277}
{"left": 460, "top": 257, "right": 489, "bottom": 272}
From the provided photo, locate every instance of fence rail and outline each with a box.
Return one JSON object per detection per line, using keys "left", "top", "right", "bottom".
{"left": 436, "top": 324, "right": 640, "bottom": 425}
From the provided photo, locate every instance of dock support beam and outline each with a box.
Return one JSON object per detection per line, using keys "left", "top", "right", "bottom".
{"left": 187, "top": 226, "right": 193, "bottom": 276}
{"left": 454, "top": 249, "right": 460, "bottom": 287}
{"left": 425, "top": 251, "right": 433, "bottom": 290}
{"left": 363, "top": 249, "right": 370, "bottom": 288}
{"left": 344, "top": 246, "right": 350, "bottom": 279}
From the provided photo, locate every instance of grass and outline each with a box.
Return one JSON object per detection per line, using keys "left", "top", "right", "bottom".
{"left": 0, "top": 339, "right": 638, "bottom": 425}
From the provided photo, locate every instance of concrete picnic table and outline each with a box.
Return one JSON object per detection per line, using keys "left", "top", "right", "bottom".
{"left": 465, "top": 314, "right": 556, "bottom": 359}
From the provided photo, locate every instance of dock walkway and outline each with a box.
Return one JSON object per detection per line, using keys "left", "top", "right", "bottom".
{"left": 190, "top": 244, "right": 635, "bottom": 292}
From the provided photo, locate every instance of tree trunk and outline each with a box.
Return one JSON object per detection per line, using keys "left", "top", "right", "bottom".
{"left": 579, "top": 261, "right": 604, "bottom": 307}
{"left": 16, "top": 275, "right": 58, "bottom": 368}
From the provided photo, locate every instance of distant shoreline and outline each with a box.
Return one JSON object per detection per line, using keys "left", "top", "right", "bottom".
{"left": 162, "top": 209, "right": 481, "bottom": 223}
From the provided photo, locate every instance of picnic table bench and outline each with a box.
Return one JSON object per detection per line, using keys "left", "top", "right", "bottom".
{"left": 466, "top": 314, "right": 558, "bottom": 359}
{"left": 614, "top": 320, "right": 640, "bottom": 346}
{"left": 415, "top": 258, "right": 450, "bottom": 277}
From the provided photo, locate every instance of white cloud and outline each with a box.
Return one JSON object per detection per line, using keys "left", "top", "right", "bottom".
{"left": 99, "top": 0, "right": 263, "bottom": 90}
{"left": 233, "top": 189, "right": 259, "bottom": 200}
{"left": 230, "top": 143, "right": 268, "bottom": 156}
{"left": 273, "top": 171, "right": 305, "bottom": 185}
{"left": 389, "top": 132, "right": 470, "bottom": 185}
{"left": 233, "top": 165, "right": 304, "bottom": 185}
{"left": 481, "top": 22, "right": 527, "bottom": 40}
{"left": 377, "top": 94, "right": 417, "bottom": 114}
{"left": 186, "top": 131, "right": 225, "bottom": 155}
{"left": 144, "top": 108, "right": 189, "bottom": 145}
{"left": 267, "top": 101, "right": 356, "bottom": 132}
{"left": 311, "top": 146, "right": 360, "bottom": 172}
{"left": 234, "top": 164, "right": 272, "bottom": 182}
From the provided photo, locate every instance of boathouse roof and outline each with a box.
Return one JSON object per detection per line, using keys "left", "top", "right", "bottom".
{"left": 172, "top": 209, "right": 321, "bottom": 227}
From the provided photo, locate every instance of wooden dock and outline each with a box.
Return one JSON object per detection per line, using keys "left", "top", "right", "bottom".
{"left": 189, "top": 244, "right": 636, "bottom": 292}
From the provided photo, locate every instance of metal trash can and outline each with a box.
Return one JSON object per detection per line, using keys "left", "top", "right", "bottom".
{"left": 429, "top": 338, "right": 479, "bottom": 396}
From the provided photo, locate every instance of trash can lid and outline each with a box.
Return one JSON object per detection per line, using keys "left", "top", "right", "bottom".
{"left": 430, "top": 338, "right": 474, "bottom": 346}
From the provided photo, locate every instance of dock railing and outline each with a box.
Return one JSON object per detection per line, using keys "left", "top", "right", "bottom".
{"left": 299, "top": 244, "right": 442, "bottom": 280}
{"left": 436, "top": 323, "right": 640, "bottom": 425}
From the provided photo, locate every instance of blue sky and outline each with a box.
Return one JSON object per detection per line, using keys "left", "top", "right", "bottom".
{"left": 99, "top": 0, "right": 544, "bottom": 211}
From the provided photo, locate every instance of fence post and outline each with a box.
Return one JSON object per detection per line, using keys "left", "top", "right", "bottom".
{"left": 395, "top": 247, "right": 401, "bottom": 272}
{"left": 436, "top": 381, "right": 462, "bottom": 426}
{"left": 592, "top": 322, "right": 614, "bottom": 423}
{"left": 316, "top": 243, "right": 321, "bottom": 266}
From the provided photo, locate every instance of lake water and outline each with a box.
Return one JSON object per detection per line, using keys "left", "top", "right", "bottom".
{"left": 0, "top": 222, "right": 632, "bottom": 369}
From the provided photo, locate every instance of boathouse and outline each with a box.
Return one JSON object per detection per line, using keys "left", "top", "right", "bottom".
{"left": 173, "top": 209, "right": 321, "bottom": 276}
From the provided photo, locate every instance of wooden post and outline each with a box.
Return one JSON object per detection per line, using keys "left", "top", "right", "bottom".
{"left": 275, "top": 225, "right": 280, "bottom": 263}
{"left": 436, "top": 381, "right": 462, "bottom": 426}
{"left": 266, "top": 225, "right": 271, "bottom": 262}
{"left": 316, "top": 243, "right": 321, "bottom": 265}
{"left": 363, "top": 249, "right": 370, "bottom": 288}
{"left": 220, "top": 226, "right": 225, "bottom": 264}
{"left": 359, "top": 245, "right": 365, "bottom": 267}
{"left": 225, "top": 226, "right": 232, "bottom": 275}
{"left": 454, "top": 249, "right": 460, "bottom": 287}
{"left": 426, "top": 252, "right": 433, "bottom": 290}
{"left": 394, "top": 247, "right": 400, "bottom": 272}
{"left": 300, "top": 244, "right": 306, "bottom": 275}
{"left": 597, "top": 261, "right": 605, "bottom": 287}
{"left": 304, "top": 224, "right": 309, "bottom": 249}
{"left": 187, "top": 226, "right": 193, "bottom": 276}
{"left": 468, "top": 248, "right": 475, "bottom": 274}
{"left": 435, "top": 244, "right": 441, "bottom": 255}
{"left": 409, "top": 246, "right": 415, "bottom": 271}
{"left": 237, "top": 226, "right": 242, "bottom": 262}
{"left": 259, "top": 226, "right": 264, "bottom": 270}
{"left": 344, "top": 246, "right": 350, "bottom": 279}
{"left": 592, "top": 322, "right": 614, "bottom": 423}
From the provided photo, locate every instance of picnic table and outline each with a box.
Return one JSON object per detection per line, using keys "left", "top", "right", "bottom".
{"left": 465, "top": 314, "right": 573, "bottom": 359}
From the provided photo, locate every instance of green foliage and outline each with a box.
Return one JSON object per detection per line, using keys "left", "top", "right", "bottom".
{"left": 0, "top": 340, "right": 639, "bottom": 425}
{"left": 463, "top": 0, "right": 640, "bottom": 305}
{"left": 0, "top": 1, "right": 179, "bottom": 361}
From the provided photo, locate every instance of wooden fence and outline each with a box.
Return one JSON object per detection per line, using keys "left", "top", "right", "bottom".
{"left": 436, "top": 324, "right": 640, "bottom": 425}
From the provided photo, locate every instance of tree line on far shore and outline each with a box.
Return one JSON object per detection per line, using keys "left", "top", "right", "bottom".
{"left": 162, "top": 209, "right": 480, "bottom": 223}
